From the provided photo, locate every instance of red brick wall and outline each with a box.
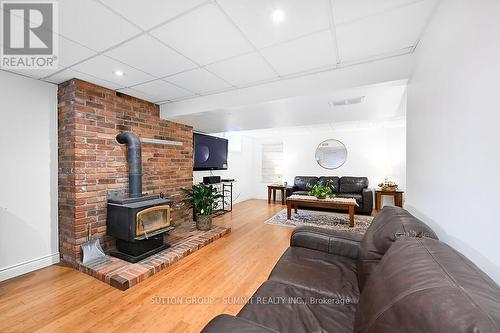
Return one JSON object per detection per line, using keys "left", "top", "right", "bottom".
{"left": 58, "top": 79, "right": 193, "bottom": 266}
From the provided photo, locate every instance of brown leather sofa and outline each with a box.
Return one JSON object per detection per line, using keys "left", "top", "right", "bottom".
{"left": 201, "top": 207, "right": 500, "bottom": 333}
{"left": 288, "top": 176, "right": 374, "bottom": 215}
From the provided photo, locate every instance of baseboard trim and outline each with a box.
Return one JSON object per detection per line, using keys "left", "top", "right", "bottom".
{"left": 0, "top": 253, "right": 60, "bottom": 282}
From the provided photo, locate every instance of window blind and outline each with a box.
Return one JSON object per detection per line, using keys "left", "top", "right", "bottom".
{"left": 261, "top": 143, "right": 284, "bottom": 183}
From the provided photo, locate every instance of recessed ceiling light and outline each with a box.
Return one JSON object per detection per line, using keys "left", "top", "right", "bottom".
{"left": 271, "top": 9, "right": 285, "bottom": 24}
{"left": 114, "top": 70, "right": 124, "bottom": 77}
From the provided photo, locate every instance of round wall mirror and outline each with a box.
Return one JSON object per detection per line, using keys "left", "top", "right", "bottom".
{"left": 315, "top": 139, "right": 347, "bottom": 169}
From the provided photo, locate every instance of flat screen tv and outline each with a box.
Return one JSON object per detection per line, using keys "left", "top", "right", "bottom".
{"left": 193, "top": 133, "right": 228, "bottom": 171}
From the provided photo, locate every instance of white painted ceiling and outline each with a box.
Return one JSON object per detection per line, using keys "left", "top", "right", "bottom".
{"left": 1, "top": 0, "right": 437, "bottom": 104}
{"left": 168, "top": 81, "right": 408, "bottom": 133}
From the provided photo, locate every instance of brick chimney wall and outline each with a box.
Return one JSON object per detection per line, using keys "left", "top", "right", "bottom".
{"left": 58, "top": 79, "right": 193, "bottom": 266}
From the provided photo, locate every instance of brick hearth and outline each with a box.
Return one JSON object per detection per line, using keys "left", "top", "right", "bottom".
{"left": 58, "top": 79, "right": 194, "bottom": 266}
{"left": 79, "top": 224, "right": 230, "bottom": 290}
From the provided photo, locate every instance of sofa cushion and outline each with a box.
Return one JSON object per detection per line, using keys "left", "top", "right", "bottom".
{"left": 339, "top": 177, "right": 368, "bottom": 193}
{"left": 294, "top": 176, "right": 318, "bottom": 191}
{"left": 268, "top": 247, "right": 360, "bottom": 303}
{"left": 318, "top": 176, "right": 340, "bottom": 193}
{"left": 357, "top": 206, "right": 438, "bottom": 290}
{"left": 290, "top": 226, "right": 364, "bottom": 259}
{"left": 238, "top": 280, "right": 356, "bottom": 333}
{"left": 354, "top": 237, "right": 500, "bottom": 333}
{"left": 336, "top": 193, "right": 363, "bottom": 206}
{"left": 292, "top": 190, "right": 310, "bottom": 196}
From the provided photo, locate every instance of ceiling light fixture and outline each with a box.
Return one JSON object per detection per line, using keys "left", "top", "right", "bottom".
{"left": 271, "top": 9, "right": 285, "bottom": 24}
{"left": 114, "top": 70, "right": 124, "bottom": 77}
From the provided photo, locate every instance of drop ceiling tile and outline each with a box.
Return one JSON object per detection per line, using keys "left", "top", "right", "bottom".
{"left": 336, "top": 0, "right": 436, "bottom": 62}
{"left": 58, "top": 0, "right": 140, "bottom": 51}
{"left": 72, "top": 55, "right": 155, "bottom": 87}
{"left": 58, "top": 36, "right": 97, "bottom": 67}
{"left": 98, "top": 0, "right": 207, "bottom": 30}
{"left": 332, "top": 0, "right": 422, "bottom": 25}
{"left": 205, "top": 52, "right": 277, "bottom": 86}
{"left": 260, "top": 30, "right": 337, "bottom": 76}
{"left": 43, "top": 69, "right": 78, "bottom": 84}
{"left": 150, "top": 3, "right": 253, "bottom": 65}
{"left": 8, "top": 67, "right": 64, "bottom": 80}
{"left": 105, "top": 35, "right": 196, "bottom": 78}
{"left": 129, "top": 79, "right": 193, "bottom": 101}
{"left": 165, "top": 68, "right": 231, "bottom": 94}
{"left": 217, "top": 0, "right": 331, "bottom": 48}
{"left": 166, "top": 95, "right": 195, "bottom": 103}
{"left": 44, "top": 68, "right": 124, "bottom": 89}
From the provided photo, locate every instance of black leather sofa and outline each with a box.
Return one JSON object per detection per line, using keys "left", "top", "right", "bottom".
{"left": 201, "top": 206, "right": 500, "bottom": 333}
{"left": 288, "top": 176, "right": 373, "bottom": 215}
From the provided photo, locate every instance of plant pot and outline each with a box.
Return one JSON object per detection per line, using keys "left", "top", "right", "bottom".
{"left": 195, "top": 214, "right": 212, "bottom": 231}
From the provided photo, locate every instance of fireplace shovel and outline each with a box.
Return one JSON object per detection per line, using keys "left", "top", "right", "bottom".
{"left": 81, "top": 223, "right": 106, "bottom": 265}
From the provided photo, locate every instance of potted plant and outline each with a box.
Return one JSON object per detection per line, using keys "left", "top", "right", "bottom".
{"left": 307, "top": 180, "right": 336, "bottom": 199}
{"left": 182, "top": 184, "right": 222, "bottom": 230}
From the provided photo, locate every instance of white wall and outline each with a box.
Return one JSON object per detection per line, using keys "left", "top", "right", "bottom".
{"left": 193, "top": 134, "right": 257, "bottom": 204}
{"left": 0, "top": 71, "right": 59, "bottom": 281}
{"left": 252, "top": 123, "right": 406, "bottom": 203}
{"left": 406, "top": 0, "right": 500, "bottom": 282}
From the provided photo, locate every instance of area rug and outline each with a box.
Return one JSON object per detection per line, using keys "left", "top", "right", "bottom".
{"left": 265, "top": 209, "right": 373, "bottom": 234}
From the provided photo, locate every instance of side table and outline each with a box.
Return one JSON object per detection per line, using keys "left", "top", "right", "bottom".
{"left": 375, "top": 190, "right": 404, "bottom": 211}
{"left": 267, "top": 185, "right": 286, "bottom": 205}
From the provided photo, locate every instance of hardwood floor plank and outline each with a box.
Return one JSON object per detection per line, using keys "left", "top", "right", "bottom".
{"left": 0, "top": 200, "right": 290, "bottom": 333}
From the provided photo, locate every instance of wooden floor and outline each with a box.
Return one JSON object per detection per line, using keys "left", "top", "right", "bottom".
{"left": 0, "top": 200, "right": 291, "bottom": 333}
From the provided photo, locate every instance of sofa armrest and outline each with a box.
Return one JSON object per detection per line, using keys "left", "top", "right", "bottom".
{"left": 201, "top": 314, "right": 279, "bottom": 333}
{"left": 361, "top": 188, "right": 374, "bottom": 212}
{"left": 290, "top": 226, "right": 363, "bottom": 259}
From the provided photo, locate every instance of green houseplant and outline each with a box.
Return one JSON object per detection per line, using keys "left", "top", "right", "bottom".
{"left": 182, "top": 184, "right": 223, "bottom": 230}
{"left": 307, "top": 180, "right": 336, "bottom": 199}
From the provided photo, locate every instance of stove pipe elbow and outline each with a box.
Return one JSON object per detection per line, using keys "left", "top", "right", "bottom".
{"left": 116, "top": 132, "right": 142, "bottom": 198}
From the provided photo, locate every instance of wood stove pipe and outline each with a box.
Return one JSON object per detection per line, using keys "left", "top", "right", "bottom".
{"left": 116, "top": 132, "right": 142, "bottom": 198}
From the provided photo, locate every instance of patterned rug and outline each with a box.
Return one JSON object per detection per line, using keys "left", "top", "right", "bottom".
{"left": 265, "top": 209, "right": 374, "bottom": 234}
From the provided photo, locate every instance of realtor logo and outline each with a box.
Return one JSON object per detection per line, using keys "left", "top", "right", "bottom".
{"left": 1, "top": 1, "right": 58, "bottom": 69}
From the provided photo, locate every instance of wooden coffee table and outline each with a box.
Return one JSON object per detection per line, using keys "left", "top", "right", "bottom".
{"left": 286, "top": 195, "right": 359, "bottom": 227}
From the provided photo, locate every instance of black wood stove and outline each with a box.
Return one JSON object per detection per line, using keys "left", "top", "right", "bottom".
{"left": 107, "top": 132, "right": 174, "bottom": 263}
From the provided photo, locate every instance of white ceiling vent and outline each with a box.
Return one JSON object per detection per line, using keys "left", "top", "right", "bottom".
{"left": 329, "top": 96, "right": 366, "bottom": 107}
